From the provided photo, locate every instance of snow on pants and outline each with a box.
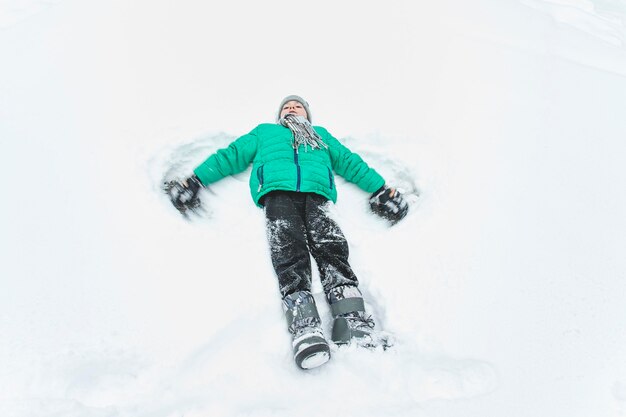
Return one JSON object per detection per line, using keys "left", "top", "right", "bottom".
{"left": 263, "top": 191, "right": 359, "bottom": 298}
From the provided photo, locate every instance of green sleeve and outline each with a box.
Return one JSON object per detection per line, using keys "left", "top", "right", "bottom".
{"left": 193, "top": 128, "right": 258, "bottom": 186}
{"left": 322, "top": 128, "right": 385, "bottom": 193}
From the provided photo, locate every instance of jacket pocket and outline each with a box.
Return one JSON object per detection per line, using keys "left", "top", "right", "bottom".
{"left": 257, "top": 165, "right": 265, "bottom": 192}
{"left": 327, "top": 167, "right": 334, "bottom": 190}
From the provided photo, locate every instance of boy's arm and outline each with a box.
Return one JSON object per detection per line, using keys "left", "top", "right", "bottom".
{"left": 322, "top": 128, "right": 385, "bottom": 193}
{"left": 165, "top": 129, "right": 258, "bottom": 216}
{"left": 322, "top": 127, "right": 408, "bottom": 225}
{"left": 193, "top": 128, "right": 258, "bottom": 186}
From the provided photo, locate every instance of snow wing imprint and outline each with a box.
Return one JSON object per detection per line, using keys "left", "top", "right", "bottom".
{"left": 348, "top": 142, "right": 422, "bottom": 198}
{"left": 520, "top": 0, "right": 626, "bottom": 46}
{"left": 337, "top": 138, "right": 423, "bottom": 222}
{"left": 147, "top": 133, "right": 236, "bottom": 218}
{"left": 151, "top": 341, "right": 498, "bottom": 416}
{"left": 148, "top": 133, "right": 235, "bottom": 190}
{"left": 327, "top": 343, "right": 498, "bottom": 403}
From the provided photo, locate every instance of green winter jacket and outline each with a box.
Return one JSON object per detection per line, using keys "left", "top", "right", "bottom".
{"left": 193, "top": 123, "right": 385, "bottom": 207}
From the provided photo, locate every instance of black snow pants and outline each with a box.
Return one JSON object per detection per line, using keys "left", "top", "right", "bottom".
{"left": 263, "top": 191, "right": 359, "bottom": 298}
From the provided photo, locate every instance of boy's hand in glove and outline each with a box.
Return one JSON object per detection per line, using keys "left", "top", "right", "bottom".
{"left": 369, "top": 185, "right": 409, "bottom": 225}
{"left": 164, "top": 175, "right": 203, "bottom": 216}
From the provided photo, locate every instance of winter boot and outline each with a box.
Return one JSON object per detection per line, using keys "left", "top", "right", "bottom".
{"left": 283, "top": 291, "right": 331, "bottom": 369}
{"left": 327, "top": 285, "right": 392, "bottom": 349}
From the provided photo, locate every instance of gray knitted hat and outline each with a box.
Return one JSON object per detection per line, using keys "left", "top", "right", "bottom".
{"left": 277, "top": 95, "right": 312, "bottom": 122}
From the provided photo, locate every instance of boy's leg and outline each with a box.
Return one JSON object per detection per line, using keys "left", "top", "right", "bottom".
{"left": 264, "top": 191, "right": 312, "bottom": 298}
{"left": 304, "top": 194, "right": 391, "bottom": 348}
{"left": 304, "top": 194, "right": 359, "bottom": 294}
{"left": 265, "top": 192, "right": 331, "bottom": 369}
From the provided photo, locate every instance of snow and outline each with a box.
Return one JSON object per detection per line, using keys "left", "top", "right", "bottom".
{"left": 1, "top": 0, "right": 626, "bottom": 416}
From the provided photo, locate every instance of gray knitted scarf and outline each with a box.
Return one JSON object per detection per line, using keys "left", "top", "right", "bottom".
{"left": 279, "top": 114, "right": 327, "bottom": 151}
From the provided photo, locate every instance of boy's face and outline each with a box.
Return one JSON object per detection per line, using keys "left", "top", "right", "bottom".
{"left": 280, "top": 100, "right": 308, "bottom": 119}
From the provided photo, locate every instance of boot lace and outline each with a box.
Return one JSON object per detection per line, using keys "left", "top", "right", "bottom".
{"left": 344, "top": 312, "right": 375, "bottom": 331}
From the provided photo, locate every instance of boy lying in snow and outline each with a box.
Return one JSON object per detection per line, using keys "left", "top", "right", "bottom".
{"left": 166, "top": 95, "right": 408, "bottom": 369}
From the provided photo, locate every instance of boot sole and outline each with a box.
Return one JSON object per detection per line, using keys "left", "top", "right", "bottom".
{"left": 297, "top": 343, "right": 331, "bottom": 369}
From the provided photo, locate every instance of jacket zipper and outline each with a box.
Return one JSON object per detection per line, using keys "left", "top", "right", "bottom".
{"left": 294, "top": 148, "right": 301, "bottom": 192}
{"left": 257, "top": 165, "right": 264, "bottom": 192}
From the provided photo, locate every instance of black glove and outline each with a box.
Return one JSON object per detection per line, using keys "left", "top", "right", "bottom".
{"left": 369, "top": 185, "right": 408, "bottom": 225}
{"left": 164, "top": 175, "right": 203, "bottom": 215}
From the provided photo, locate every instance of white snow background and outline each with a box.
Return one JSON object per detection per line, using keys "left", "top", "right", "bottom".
{"left": 2, "top": 0, "right": 626, "bottom": 416}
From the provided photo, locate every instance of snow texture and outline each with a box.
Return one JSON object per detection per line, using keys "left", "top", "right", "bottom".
{"left": 2, "top": 0, "right": 626, "bottom": 416}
